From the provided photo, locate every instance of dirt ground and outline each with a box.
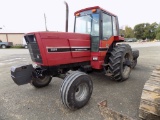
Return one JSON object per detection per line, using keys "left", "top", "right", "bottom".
{"left": 0, "top": 42, "right": 160, "bottom": 120}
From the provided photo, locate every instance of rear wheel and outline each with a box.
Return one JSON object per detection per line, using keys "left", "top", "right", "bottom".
{"left": 60, "top": 71, "right": 93, "bottom": 110}
{"left": 132, "top": 59, "right": 137, "bottom": 69}
{"left": 132, "top": 49, "right": 139, "bottom": 68}
{"left": 31, "top": 75, "right": 52, "bottom": 88}
{"left": 108, "top": 44, "right": 133, "bottom": 81}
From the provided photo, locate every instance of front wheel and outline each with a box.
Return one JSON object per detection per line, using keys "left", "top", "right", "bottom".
{"left": 24, "top": 45, "right": 28, "bottom": 49}
{"left": 2, "top": 45, "right": 6, "bottom": 49}
{"left": 31, "top": 75, "right": 52, "bottom": 88}
{"left": 60, "top": 71, "right": 93, "bottom": 110}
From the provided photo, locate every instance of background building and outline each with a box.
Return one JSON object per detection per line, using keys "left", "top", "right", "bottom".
{"left": 0, "top": 33, "right": 24, "bottom": 45}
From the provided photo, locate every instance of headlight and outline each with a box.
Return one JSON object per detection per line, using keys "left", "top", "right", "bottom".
{"left": 93, "top": 56, "right": 98, "bottom": 61}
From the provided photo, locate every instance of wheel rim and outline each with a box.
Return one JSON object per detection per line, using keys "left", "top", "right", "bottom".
{"left": 2, "top": 45, "right": 6, "bottom": 48}
{"left": 75, "top": 83, "right": 89, "bottom": 102}
{"left": 35, "top": 76, "right": 51, "bottom": 85}
{"left": 122, "top": 53, "right": 131, "bottom": 77}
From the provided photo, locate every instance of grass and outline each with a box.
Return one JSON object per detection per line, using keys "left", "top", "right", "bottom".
{"left": 11, "top": 45, "right": 24, "bottom": 49}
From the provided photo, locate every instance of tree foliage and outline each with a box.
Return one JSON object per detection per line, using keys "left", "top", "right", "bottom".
{"left": 120, "top": 22, "right": 160, "bottom": 40}
{"left": 119, "top": 29, "right": 125, "bottom": 36}
{"left": 156, "top": 24, "right": 160, "bottom": 40}
{"left": 148, "top": 22, "right": 158, "bottom": 40}
{"left": 134, "top": 22, "right": 158, "bottom": 40}
{"left": 134, "top": 23, "right": 148, "bottom": 40}
{"left": 119, "top": 27, "right": 134, "bottom": 38}
{"left": 124, "top": 26, "right": 134, "bottom": 38}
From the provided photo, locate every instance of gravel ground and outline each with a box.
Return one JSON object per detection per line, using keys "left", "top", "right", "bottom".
{"left": 0, "top": 42, "right": 160, "bottom": 120}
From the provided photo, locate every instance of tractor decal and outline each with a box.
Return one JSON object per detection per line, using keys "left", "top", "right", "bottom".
{"left": 47, "top": 47, "right": 90, "bottom": 53}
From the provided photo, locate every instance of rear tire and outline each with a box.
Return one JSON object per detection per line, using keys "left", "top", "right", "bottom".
{"left": 108, "top": 44, "right": 133, "bottom": 81}
{"left": 60, "top": 71, "right": 93, "bottom": 110}
{"left": 132, "top": 49, "right": 139, "bottom": 69}
{"left": 131, "top": 59, "right": 137, "bottom": 69}
{"left": 31, "top": 75, "right": 52, "bottom": 88}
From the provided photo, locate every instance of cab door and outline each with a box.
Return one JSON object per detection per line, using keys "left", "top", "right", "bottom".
{"left": 100, "top": 13, "right": 119, "bottom": 58}
{"left": 90, "top": 14, "right": 100, "bottom": 52}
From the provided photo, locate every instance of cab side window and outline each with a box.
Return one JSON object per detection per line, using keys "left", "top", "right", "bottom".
{"left": 102, "top": 13, "right": 113, "bottom": 40}
{"left": 112, "top": 16, "right": 118, "bottom": 36}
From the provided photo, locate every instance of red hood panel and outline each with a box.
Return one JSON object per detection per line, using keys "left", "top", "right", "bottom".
{"left": 35, "top": 32, "right": 90, "bottom": 40}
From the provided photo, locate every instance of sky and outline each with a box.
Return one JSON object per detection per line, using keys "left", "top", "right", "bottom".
{"left": 0, "top": 0, "right": 160, "bottom": 33}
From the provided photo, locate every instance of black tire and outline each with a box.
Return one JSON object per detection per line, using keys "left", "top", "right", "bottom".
{"left": 60, "top": 71, "right": 93, "bottom": 110}
{"left": 2, "top": 45, "right": 6, "bottom": 49}
{"left": 24, "top": 45, "right": 28, "bottom": 49}
{"left": 132, "top": 49, "right": 139, "bottom": 69}
{"left": 31, "top": 75, "right": 52, "bottom": 88}
{"left": 131, "top": 59, "right": 137, "bottom": 69}
{"left": 132, "top": 49, "right": 139, "bottom": 59}
{"left": 108, "top": 44, "right": 133, "bottom": 81}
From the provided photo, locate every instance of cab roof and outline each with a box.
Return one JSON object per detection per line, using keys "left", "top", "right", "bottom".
{"left": 74, "top": 6, "right": 117, "bottom": 17}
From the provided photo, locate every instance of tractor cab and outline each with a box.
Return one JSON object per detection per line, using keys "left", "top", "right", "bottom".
{"left": 74, "top": 6, "right": 124, "bottom": 69}
{"left": 74, "top": 6, "right": 123, "bottom": 51}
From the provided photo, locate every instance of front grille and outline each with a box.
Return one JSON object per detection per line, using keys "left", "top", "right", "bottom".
{"left": 24, "top": 34, "right": 42, "bottom": 63}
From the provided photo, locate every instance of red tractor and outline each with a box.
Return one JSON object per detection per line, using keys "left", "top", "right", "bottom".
{"left": 11, "top": 4, "right": 139, "bottom": 110}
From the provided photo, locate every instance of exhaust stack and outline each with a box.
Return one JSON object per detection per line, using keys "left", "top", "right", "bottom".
{"left": 64, "top": 1, "right": 69, "bottom": 32}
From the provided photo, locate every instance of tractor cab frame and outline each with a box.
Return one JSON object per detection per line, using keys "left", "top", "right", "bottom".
{"left": 74, "top": 6, "right": 124, "bottom": 69}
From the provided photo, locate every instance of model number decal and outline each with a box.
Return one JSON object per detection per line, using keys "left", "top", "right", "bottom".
{"left": 50, "top": 48, "right": 57, "bottom": 52}
{"left": 47, "top": 47, "right": 90, "bottom": 53}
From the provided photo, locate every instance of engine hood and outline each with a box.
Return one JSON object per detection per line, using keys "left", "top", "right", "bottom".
{"left": 27, "top": 31, "right": 90, "bottom": 40}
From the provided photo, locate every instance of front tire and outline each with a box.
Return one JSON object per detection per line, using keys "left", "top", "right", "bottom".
{"left": 2, "top": 45, "right": 6, "bottom": 49}
{"left": 108, "top": 44, "right": 133, "bottom": 81}
{"left": 60, "top": 71, "right": 93, "bottom": 110}
{"left": 24, "top": 45, "right": 28, "bottom": 49}
{"left": 31, "top": 75, "right": 52, "bottom": 88}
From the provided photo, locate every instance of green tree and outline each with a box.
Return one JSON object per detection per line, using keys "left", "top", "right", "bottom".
{"left": 134, "top": 22, "right": 158, "bottom": 40}
{"left": 156, "top": 24, "right": 160, "bottom": 40}
{"left": 134, "top": 23, "right": 148, "bottom": 40}
{"left": 148, "top": 22, "right": 158, "bottom": 40}
{"left": 124, "top": 26, "right": 134, "bottom": 38}
{"left": 119, "top": 29, "right": 125, "bottom": 36}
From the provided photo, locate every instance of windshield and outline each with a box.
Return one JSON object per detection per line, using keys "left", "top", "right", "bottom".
{"left": 75, "top": 14, "right": 99, "bottom": 36}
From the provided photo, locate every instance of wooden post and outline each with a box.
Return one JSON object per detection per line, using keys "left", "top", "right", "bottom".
{"left": 6, "top": 33, "right": 8, "bottom": 42}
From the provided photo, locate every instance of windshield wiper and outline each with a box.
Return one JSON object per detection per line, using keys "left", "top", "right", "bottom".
{"left": 84, "top": 14, "right": 97, "bottom": 23}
